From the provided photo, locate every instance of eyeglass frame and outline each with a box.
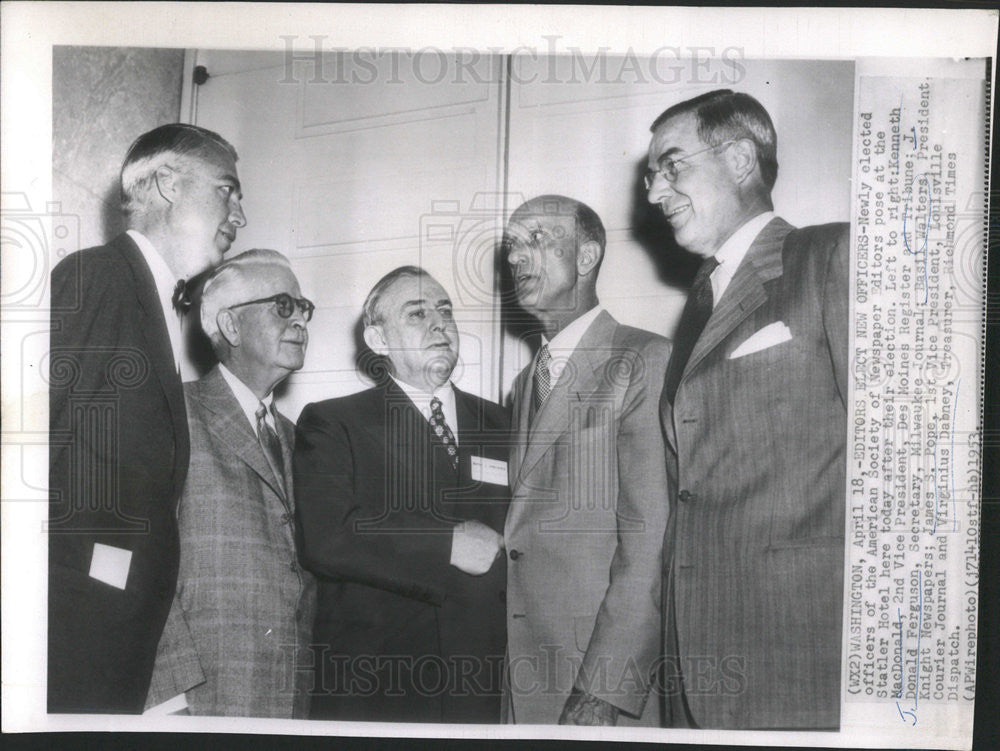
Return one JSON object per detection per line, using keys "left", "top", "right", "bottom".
{"left": 228, "top": 292, "right": 315, "bottom": 321}
{"left": 643, "top": 139, "right": 737, "bottom": 189}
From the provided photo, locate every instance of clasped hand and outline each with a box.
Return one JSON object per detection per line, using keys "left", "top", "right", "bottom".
{"left": 450, "top": 520, "right": 503, "bottom": 575}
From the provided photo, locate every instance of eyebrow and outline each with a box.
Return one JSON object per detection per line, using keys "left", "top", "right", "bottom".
{"left": 401, "top": 299, "right": 452, "bottom": 308}
{"left": 655, "top": 147, "right": 684, "bottom": 163}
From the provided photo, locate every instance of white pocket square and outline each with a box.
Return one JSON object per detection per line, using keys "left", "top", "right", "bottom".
{"left": 729, "top": 322, "right": 792, "bottom": 359}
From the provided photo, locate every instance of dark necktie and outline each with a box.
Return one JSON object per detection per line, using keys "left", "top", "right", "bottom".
{"left": 429, "top": 396, "right": 459, "bottom": 471}
{"left": 532, "top": 344, "right": 552, "bottom": 415}
{"left": 255, "top": 402, "right": 286, "bottom": 493}
{"left": 172, "top": 279, "right": 192, "bottom": 314}
{"left": 664, "top": 256, "right": 719, "bottom": 404}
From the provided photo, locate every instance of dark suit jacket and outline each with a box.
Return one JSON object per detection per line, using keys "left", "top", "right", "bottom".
{"left": 146, "top": 367, "right": 317, "bottom": 717}
{"left": 661, "top": 218, "right": 849, "bottom": 729}
{"left": 48, "top": 233, "right": 189, "bottom": 713}
{"left": 294, "top": 381, "right": 510, "bottom": 723}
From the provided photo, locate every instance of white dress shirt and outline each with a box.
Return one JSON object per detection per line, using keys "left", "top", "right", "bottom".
{"left": 391, "top": 376, "right": 460, "bottom": 445}
{"left": 127, "top": 229, "right": 187, "bottom": 376}
{"left": 218, "top": 363, "right": 277, "bottom": 433}
{"left": 710, "top": 211, "right": 775, "bottom": 304}
{"left": 541, "top": 304, "right": 604, "bottom": 389}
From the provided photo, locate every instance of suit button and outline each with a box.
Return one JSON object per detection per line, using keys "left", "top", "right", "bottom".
{"left": 678, "top": 490, "right": 694, "bottom": 503}
{"left": 281, "top": 512, "right": 292, "bottom": 525}
{"left": 509, "top": 549, "right": 521, "bottom": 560}
{"left": 499, "top": 589, "right": 506, "bottom": 603}
{"left": 289, "top": 561, "right": 298, "bottom": 573}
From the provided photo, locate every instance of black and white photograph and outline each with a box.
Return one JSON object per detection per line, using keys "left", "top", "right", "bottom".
{"left": 1, "top": 4, "right": 995, "bottom": 749}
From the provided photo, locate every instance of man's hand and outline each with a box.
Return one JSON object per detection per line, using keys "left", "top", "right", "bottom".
{"left": 559, "top": 689, "right": 619, "bottom": 726}
{"left": 450, "top": 520, "right": 503, "bottom": 575}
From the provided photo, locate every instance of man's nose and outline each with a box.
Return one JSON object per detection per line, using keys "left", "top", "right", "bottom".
{"left": 428, "top": 309, "right": 446, "bottom": 331}
{"left": 230, "top": 200, "right": 247, "bottom": 228}
{"left": 646, "top": 172, "right": 675, "bottom": 204}
{"left": 506, "top": 243, "right": 528, "bottom": 269}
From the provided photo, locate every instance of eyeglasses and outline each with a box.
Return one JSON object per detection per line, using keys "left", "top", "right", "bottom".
{"left": 643, "top": 140, "right": 736, "bottom": 189}
{"left": 229, "top": 293, "right": 315, "bottom": 321}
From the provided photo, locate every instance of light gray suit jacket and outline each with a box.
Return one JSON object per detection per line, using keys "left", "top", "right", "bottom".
{"left": 662, "top": 218, "right": 849, "bottom": 729}
{"left": 505, "top": 310, "right": 671, "bottom": 724}
{"left": 145, "top": 367, "right": 317, "bottom": 718}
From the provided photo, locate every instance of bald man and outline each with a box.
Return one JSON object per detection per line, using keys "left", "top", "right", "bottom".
{"left": 502, "top": 195, "right": 671, "bottom": 726}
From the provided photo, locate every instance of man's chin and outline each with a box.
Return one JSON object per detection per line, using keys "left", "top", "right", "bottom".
{"left": 427, "top": 356, "right": 458, "bottom": 383}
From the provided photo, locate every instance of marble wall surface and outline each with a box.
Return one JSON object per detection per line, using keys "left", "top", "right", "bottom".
{"left": 53, "top": 47, "right": 185, "bottom": 250}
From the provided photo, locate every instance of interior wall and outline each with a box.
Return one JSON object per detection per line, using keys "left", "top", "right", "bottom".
{"left": 52, "top": 46, "right": 185, "bottom": 251}
{"left": 189, "top": 50, "right": 507, "bottom": 418}
{"left": 501, "top": 58, "right": 855, "bottom": 393}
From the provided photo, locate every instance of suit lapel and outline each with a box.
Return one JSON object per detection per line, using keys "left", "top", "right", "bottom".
{"left": 196, "top": 368, "right": 287, "bottom": 503}
{"left": 275, "top": 410, "right": 295, "bottom": 510}
{"left": 116, "top": 234, "right": 189, "bottom": 496}
{"left": 517, "top": 311, "right": 616, "bottom": 485}
{"left": 683, "top": 217, "right": 792, "bottom": 379}
{"left": 510, "top": 368, "right": 532, "bottom": 487}
{"left": 376, "top": 380, "right": 457, "bottom": 486}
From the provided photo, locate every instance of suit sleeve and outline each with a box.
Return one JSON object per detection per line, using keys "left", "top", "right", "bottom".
{"left": 49, "top": 254, "right": 127, "bottom": 545}
{"left": 822, "top": 225, "right": 850, "bottom": 408}
{"left": 50, "top": 255, "right": 110, "bottom": 476}
{"left": 293, "top": 403, "right": 454, "bottom": 606}
{"left": 576, "top": 337, "right": 671, "bottom": 717}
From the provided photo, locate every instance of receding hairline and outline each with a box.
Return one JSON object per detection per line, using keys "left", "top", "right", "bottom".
{"left": 508, "top": 194, "right": 606, "bottom": 250}
{"left": 363, "top": 266, "right": 452, "bottom": 327}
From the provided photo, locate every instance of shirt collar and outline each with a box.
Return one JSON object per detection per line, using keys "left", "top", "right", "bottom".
{"left": 391, "top": 376, "right": 455, "bottom": 416}
{"left": 219, "top": 363, "right": 275, "bottom": 431}
{"left": 712, "top": 211, "right": 775, "bottom": 269}
{"left": 127, "top": 229, "right": 177, "bottom": 315}
{"left": 542, "top": 304, "right": 603, "bottom": 353}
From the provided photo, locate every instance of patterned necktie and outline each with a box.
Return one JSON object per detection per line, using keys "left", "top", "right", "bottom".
{"left": 172, "top": 279, "right": 192, "bottom": 314}
{"left": 428, "top": 396, "right": 459, "bottom": 471}
{"left": 255, "top": 402, "right": 286, "bottom": 492}
{"left": 533, "top": 344, "right": 552, "bottom": 414}
{"left": 664, "top": 256, "right": 719, "bottom": 404}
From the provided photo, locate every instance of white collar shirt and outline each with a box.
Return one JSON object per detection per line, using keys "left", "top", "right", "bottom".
{"left": 219, "top": 363, "right": 277, "bottom": 434}
{"left": 391, "top": 377, "right": 459, "bottom": 445}
{"left": 127, "top": 229, "right": 186, "bottom": 375}
{"left": 710, "top": 211, "right": 775, "bottom": 304}
{"left": 540, "top": 304, "right": 603, "bottom": 390}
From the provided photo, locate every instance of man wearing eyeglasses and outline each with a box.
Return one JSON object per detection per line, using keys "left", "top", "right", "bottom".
{"left": 647, "top": 90, "right": 848, "bottom": 729}
{"left": 502, "top": 196, "right": 670, "bottom": 727}
{"left": 145, "top": 249, "right": 317, "bottom": 717}
{"left": 294, "top": 266, "right": 509, "bottom": 723}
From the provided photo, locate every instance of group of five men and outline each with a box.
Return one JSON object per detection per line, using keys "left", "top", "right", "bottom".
{"left": 48, "top": 89, "right": 847, "bottom": 729}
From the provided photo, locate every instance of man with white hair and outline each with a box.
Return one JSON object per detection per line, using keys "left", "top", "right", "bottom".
{"left": 49, "top": 123, "right": 246, "bottom": 712}
{"left": 146, "top": 249, "right": 317, "bottom": 717}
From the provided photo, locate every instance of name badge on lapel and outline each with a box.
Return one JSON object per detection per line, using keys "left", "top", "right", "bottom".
{"left": 471, "top": 456, "right": 508, "bottom": 486}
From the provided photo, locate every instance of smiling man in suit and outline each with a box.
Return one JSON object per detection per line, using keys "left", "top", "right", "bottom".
{"left": 145, "top": 250, "right": 317, "bottom": 717}
{"left": 294, "top": 266, "right": 509, "bottom": 723}
{"left": 502, "top": 195, "right": 670, "bottom": 726}
{"left": 646, "top": 89, "right": 848, "bottom": 729}
{"left": 48, "top": 123, "right": 246, "bottom": 713}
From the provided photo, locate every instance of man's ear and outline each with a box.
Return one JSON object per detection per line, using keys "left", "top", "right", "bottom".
{"left": 153, "top": 164, "right": 180, "bottom": 204}
{"left": 577, "top": 239, "right": 603, "bottom": 277}
{"left": 217, "top": 309, "right": 240, "bottom": 348}
{"left": 728, "top": 138, "right": 758, "bottom": 184}
{"left": 363, "top": 324, "right": 389, "bottom": 356}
